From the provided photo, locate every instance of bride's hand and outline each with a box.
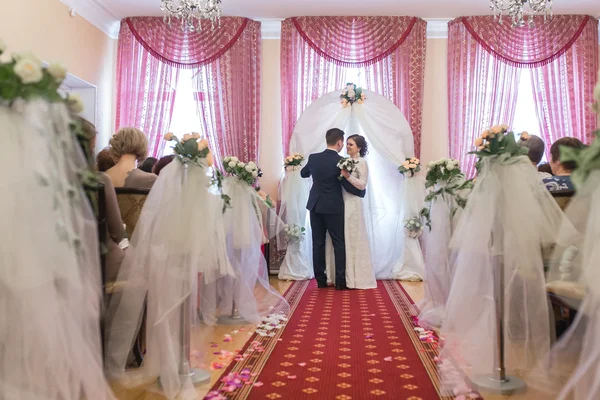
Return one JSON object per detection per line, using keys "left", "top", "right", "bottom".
{"left": 341, "top": 169, "right": 350, "bottom": 179}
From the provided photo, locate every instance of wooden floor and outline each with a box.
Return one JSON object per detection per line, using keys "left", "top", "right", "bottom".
{"left": 110, "top": 279, "right": 554, "bottom": 400}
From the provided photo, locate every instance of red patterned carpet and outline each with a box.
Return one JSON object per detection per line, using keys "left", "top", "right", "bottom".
{"left": 208, "top": 280, "right": 451, "bottom": 399}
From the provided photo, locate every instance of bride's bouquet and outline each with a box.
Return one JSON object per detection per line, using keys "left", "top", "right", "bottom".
{"left": 284, "top": 153, "right": 304, "bottom": 171}
{"left": 398, "top": 157, "right": 421, "bottom": 177}
{"left": 337, "top": 157, "right": 359, "bottom": 181}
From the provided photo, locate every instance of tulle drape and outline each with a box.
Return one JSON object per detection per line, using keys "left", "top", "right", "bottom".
{"left": 201, "top": 177, "right": 289, "bottom": 325}
{"left": 0, "top": 100, "right": 113, "bottom": 399}
{"left": 105, "top": 161, "right": 233, "bottom": 400}
{"left": 439, "top": 156, "right": 565, "bottom": 395}
{"left": 528, "top": 171, "right": 600, "bottom": 399}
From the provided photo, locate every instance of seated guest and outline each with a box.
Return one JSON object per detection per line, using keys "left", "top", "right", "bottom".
{"left": 538, "top": 163, "right": 553, "bottom": 176}
{"left": 79, "top": 118, "right": 127, "bottom": 282}
{"left": 518, "top": 132, "right": 551, "bottom": 179}
{"left": 96, "top": 147, "right": 115, "bottom": 172}
{"left": 152, "top": 155, "right": 174, "bottom": 176}
{"left": 543, "top": 137, "right": 585, "bottom": 193}
{"left": 139, "top": 157, "right": 158, "bottom": 173}
{"left": 106, "top": 127, "right": 157, "bottom": 189}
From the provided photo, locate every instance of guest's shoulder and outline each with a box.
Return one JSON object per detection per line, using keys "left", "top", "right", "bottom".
{"left": 125, "top": 168, "right": 157, "bottom": 189}
{"left": 543, "top": 175, "right": 573, "bottom": 193}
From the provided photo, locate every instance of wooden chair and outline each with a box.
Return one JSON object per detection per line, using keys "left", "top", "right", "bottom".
{"left": 115, "top": 187, "right": 150, "bottom": 238}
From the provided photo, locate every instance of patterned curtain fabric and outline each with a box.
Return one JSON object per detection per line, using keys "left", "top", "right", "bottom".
{"left": 281, "top": 16, "right": 427, "bottom": 157}
{"left": 192, "top": 20, "right": 261, "bottom": 167}
{"left": 116, "top": 17, "right": 260, "bottom": 160}
{"left": 448, "top": 15, "right": 598, "bottom": 176}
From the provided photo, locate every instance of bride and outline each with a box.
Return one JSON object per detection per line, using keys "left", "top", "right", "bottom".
{"left": 329, "top": 134, "right": 377, "bottom": 289}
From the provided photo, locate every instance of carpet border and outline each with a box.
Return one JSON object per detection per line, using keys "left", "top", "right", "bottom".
{"left": 383, "top": 280, "right": 453, "bottom": 400}
{"left": 208, "top": 279, "right": 310, "bottom": 398}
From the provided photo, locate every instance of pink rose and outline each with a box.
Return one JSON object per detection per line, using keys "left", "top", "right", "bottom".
{"left": 474, "top": 137, "right": 484, "bottom": 147}
{"left": 163, "top": 132, "right": 173, "bottom": 141}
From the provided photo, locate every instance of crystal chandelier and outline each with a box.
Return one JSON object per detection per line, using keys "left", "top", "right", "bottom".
{"left": 490, "top": 0, "right": 553, "bottom": 27}
{"left": 161, "top": 0, "right": 222, "bottom": 31}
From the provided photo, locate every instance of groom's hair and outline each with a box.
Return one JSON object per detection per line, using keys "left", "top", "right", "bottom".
{"left": 326, "top": 128, "right": 344, "bottom": 146}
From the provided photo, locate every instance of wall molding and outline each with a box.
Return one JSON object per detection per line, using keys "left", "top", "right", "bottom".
{"left": 60, "top": 0, "right": 121, "bottom": 38}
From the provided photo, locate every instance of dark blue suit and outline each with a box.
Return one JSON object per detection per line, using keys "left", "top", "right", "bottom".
{"left": 301, "top": 149, "right": 365, "bottom": 287}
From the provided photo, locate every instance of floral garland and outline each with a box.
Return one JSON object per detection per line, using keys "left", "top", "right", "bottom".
{"left": 340, "top": 83, "right": 366, "bottom": 107}
{"left": 398, "top": 157, "right": 421, "bottom": 177}
{"left": 284, "top": 224, "right": 305, "bottom": 243}
{"left": 284, "top": 153, "right": 304, "bottom": 171}
{"left": 470, "top": 125, "right": 528, "bottom": 171}
{"left": 420, "top": 158, "right": 474, "bottom": 230}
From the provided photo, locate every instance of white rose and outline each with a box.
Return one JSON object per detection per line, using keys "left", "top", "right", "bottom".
{"left": 13, "top": 51, "right": 42, "bottom": 66}
{"left": 446, "top": 164, "right": 455, "bottom": 171}
{"left": 66, "top": 93, "right": 84, "bottom": 114}
{"left": 237, "top": 162, "right": 245, "bottom": 168}
{"left": 228, "top": 161, "right": 236, "bottom": 168}
{"left": 0, "top": 38, "right": 6, "bottom": 53}
{"left": 252, "top": 171, "right": 258, "bottom": 178}
{"left": 245, "top": 165, "right": 253, "bottom": 172}
{"left": 47, "top": 62, "right": 67, "bottom": 82}
{"left": 14, "top": 58, "right": 43, "bottom": 84}
{"left": 348, "top": 89, "right": 356, "bottom": 98}
{"left": 231, "top": 156, "right": 239, "bottom": 162}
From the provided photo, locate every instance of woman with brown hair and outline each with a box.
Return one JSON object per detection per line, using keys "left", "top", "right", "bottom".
{"left": 106, "top": 127, "right": 157, "bottom": 189}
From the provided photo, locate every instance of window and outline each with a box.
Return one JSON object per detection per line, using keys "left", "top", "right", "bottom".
{"left": 344, "top": 68, "right": 365, "bottom": 87}
{"left": 162, "top": 69, "right": 204, "bottom": 156}
{"left": 512, "top": 72, "right": 546, "bottom": 162}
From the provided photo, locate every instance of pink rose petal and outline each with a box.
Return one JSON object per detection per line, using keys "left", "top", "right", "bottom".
{"left": 287, "top": 375, "right": 297, "bottom": 380}
{"left": 298, "top": 362, "right": 306, "bottom": 367}
{"left": 384, "top": 357, "right": 393, "bottom": 362}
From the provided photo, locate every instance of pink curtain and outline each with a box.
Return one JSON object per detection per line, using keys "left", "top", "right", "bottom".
{"left": 281, "top": 17, "right": 427, "bottom": 157}
{"left": 192, "top": 20, "right": 261, "bottom": 167}
{"left": 448, "top": 15, "right": 598, "bottom": 176}
{"left": 116, "top": 17, "right": 260, "bottom": 160}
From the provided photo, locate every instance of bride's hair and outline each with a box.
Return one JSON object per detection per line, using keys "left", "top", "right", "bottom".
{"left": 348, "top": 134, "right": 368, "bottom": 157}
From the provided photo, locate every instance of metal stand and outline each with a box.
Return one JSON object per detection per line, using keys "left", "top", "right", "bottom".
{"left": 160, "top": 163, "right": 211, "bottom": 388}
{"left": 471, "top": 218, "right": 526, "bottom": 395}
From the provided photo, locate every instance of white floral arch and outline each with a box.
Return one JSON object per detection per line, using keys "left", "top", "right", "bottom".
{"left": 278, "top": 89, "right": 425, "bottom": 281}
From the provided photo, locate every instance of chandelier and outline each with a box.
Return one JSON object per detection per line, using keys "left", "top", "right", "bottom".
{"left": 490, "top": 0, "right": 553, "bottom": 27}
{"left": 161, "top": 0, "right": 222, "bottom": 31}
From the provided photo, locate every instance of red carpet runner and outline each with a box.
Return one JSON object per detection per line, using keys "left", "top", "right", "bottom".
{"left": 209, "top": 280, "right": 450, "bottom": 399}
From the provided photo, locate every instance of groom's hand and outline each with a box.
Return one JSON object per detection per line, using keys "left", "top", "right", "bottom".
{"left": 341, "top": 170, "right": 350, "bottom": 179}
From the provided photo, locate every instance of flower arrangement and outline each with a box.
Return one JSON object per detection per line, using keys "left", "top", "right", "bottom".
{"left": 284, "top": 153, "right": 304, "bottom": 171}
{"left": 0, "top": 43, "right": 83, "bottom": 115}
{"left": 470, "top": 125, "right": 528, "bottom": 171}
{"left": 284, "top": 224, "right": 306, "bottom": 243}
{"left": 425, "top": 158, "right": 461, "bottom": 187}
{"left": 340, "top": 83, "right": 366, "bottom": 107}
{"left": 404, "top": 217, "right": 424, "bottom": 239}
{"left": 164, "top": 132, "right": 214, "bottom": 167}
{"left": 222, "top": 156, "right": 263, "bottom": 186}
{"left": 398, "top": 157, "right": 421, "bottom": 177}
{"left": 337, "top": 157, "right": 359, "bottom": 181}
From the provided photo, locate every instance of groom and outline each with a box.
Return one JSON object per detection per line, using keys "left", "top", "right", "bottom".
{"left": 301, "top": 128, "right": 366, "bottom": 290}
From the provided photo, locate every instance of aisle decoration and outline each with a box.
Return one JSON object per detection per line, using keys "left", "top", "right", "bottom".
{"left": 283, "top": 224, "right": 305, "bottom": 243}
{"left": 337, "top": 157, "right": 358, "bottom": 180}
{"left": 420, "top": 158, "right": 473, "bottom": 229}
{"left": 340, "top": 82, "right": 366, "bottom": 107}
{"left": 223, "top": 156, "right": 262, "bottom": 185}
{"left": 398, "top": 157, "right": 421, "bottom": 177}
{"left": 404, "top": 216, "right": 424, "bottom": 238}
{"left": 165, "top": 132, "right": 231, "bottom": 212}
{"left": 284, "top": 152, "right": 304, "bottom": 171}
{"left": 470, "top": 125, "right": 528, "bottom": 170}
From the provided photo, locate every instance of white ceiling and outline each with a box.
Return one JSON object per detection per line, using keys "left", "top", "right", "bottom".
{"left": 93, "top": 0, "right": 600, "bottom": 20}
{"left": 61, "top": 0, "right": 600, "bottom": 39}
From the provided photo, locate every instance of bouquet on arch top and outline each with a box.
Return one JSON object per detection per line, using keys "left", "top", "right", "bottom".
{"left": 284, "top": 153, "right": 304, "bottom": 171}
{"left": 398, "top": 157, "right": 421, "bottom": 177}
{"left": 340, "top": 83, "right": 366, "bottom": 107}
{"left": 337, "top": 157, "right": 359, "bottom": 181}
{"left": 470, "top": 124, "right": 528, "bottom": 171}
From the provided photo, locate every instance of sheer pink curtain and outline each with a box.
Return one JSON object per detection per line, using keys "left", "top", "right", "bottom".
{"left": 116, "top": 17, "right": 260, "bottom": 160}
{"left": 281, "top": 17, "right": 427, "bottom": 157}
{"left": 192, "top": 20, "right": 261, "bottom": 167}
{"left": 448, "top": 15, "right": 599, "bottom": 176}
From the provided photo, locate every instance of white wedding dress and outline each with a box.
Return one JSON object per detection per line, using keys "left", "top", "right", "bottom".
{"left": 327, "top": 157, "right": 377, "bottom": 289}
